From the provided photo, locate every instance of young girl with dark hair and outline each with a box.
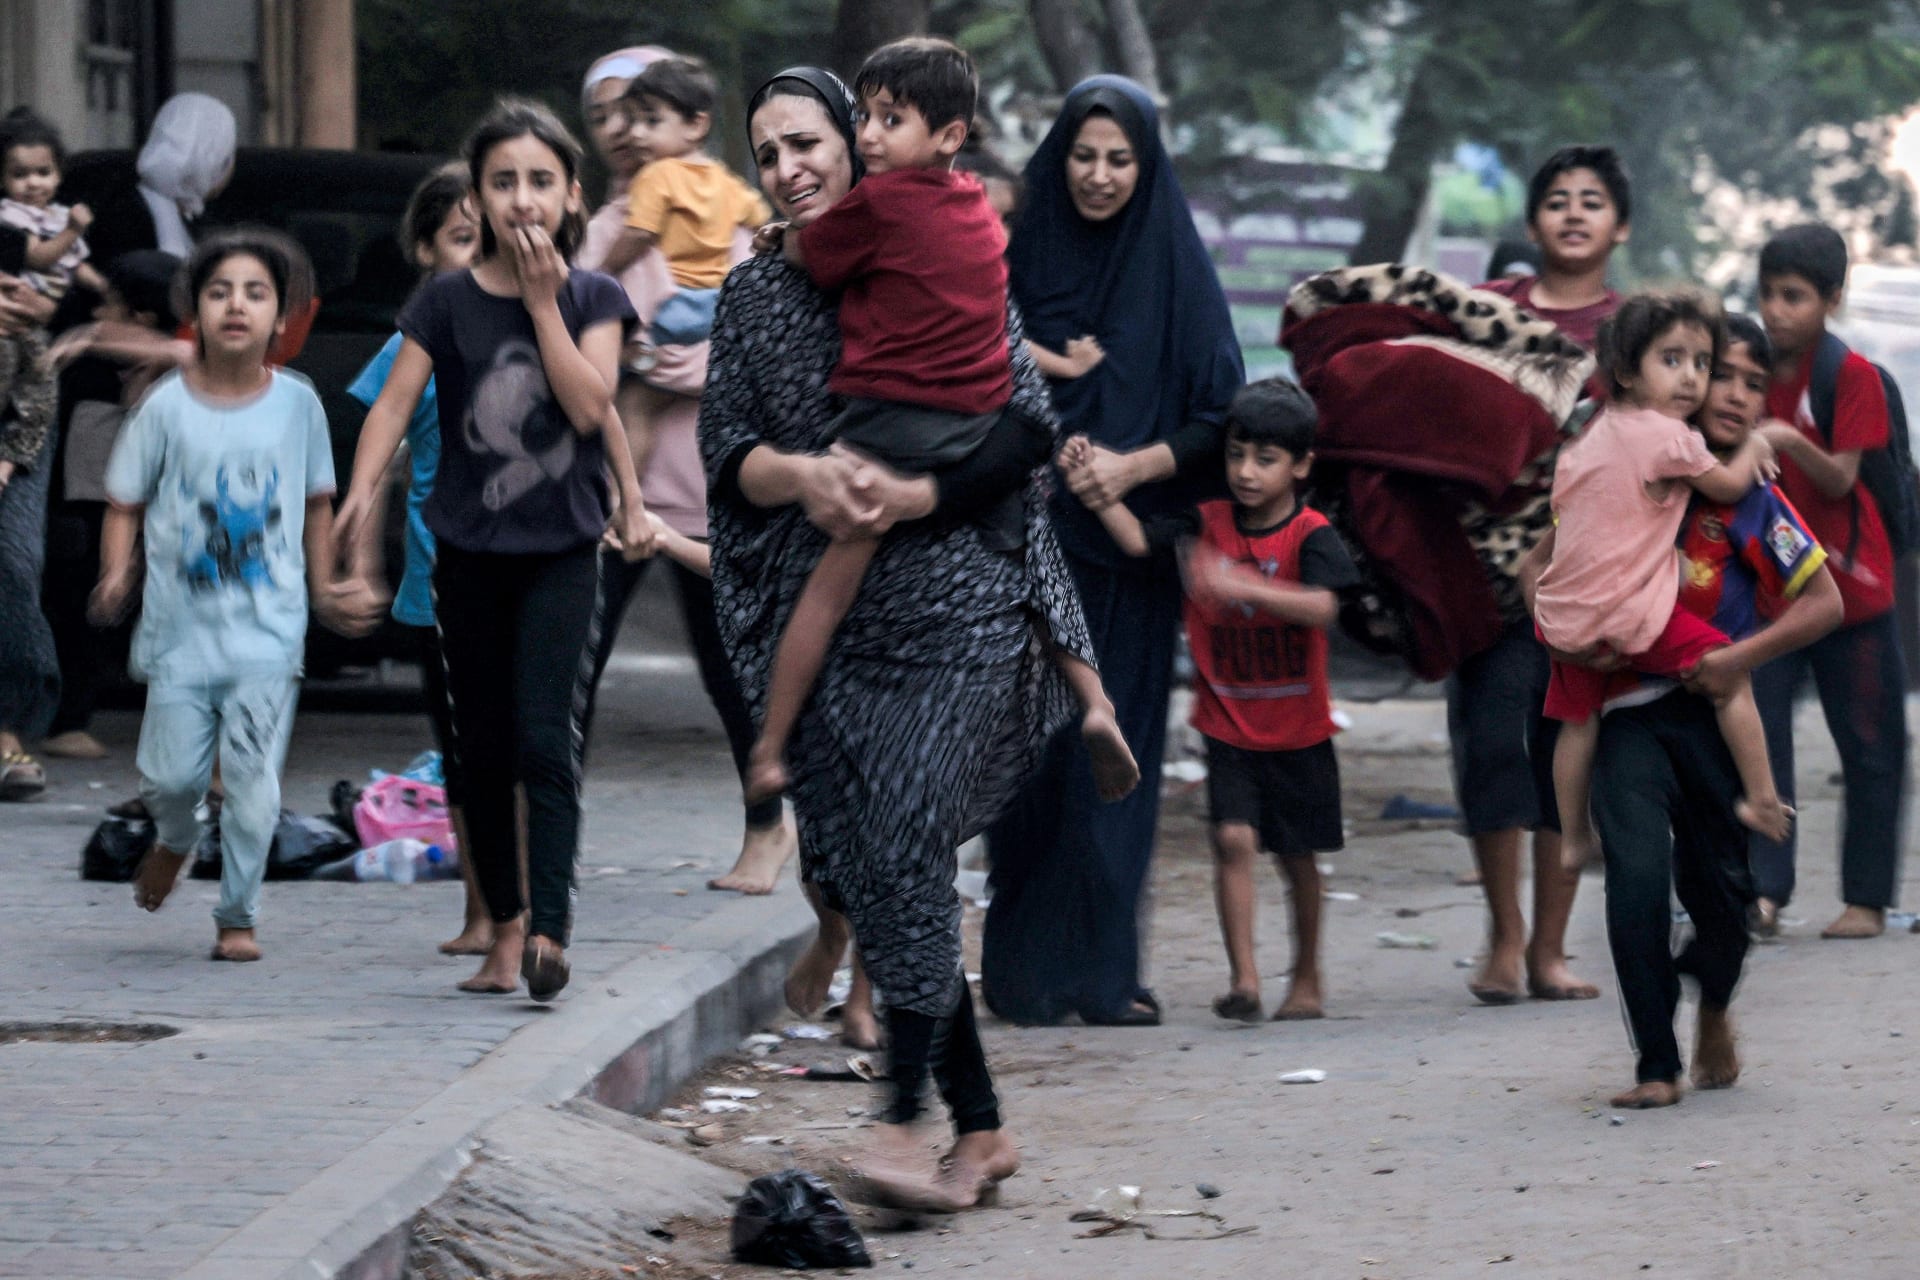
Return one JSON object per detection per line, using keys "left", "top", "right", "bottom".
{"left": 336, "top": 98, "right": 647, "bottom": 1001}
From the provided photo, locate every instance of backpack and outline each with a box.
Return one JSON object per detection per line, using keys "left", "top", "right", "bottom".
{"left": 1808, "top": 330, "right": 1920, "bottom": 560}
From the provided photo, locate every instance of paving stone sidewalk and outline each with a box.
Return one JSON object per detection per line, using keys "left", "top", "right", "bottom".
{"left": 0, "top": 602, "right": 809, "bottom": 1280}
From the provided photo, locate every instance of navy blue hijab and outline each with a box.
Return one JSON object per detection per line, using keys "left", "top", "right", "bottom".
{"left": 1010, "top": 75, "right": 1243, "bottom": 560}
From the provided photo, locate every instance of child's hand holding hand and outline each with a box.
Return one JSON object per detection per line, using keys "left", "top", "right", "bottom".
{"left": 312, "top": 576, "right": 388, "bottom": 638}
{"left": 88, "top": 566, "right": 139, "bottom": 627}
{"left": 1056, "top": 434, "right": 1093, "bottom": 476}
{"left": 68, "top": 203, "right": 93, "bottom": 232}
{"left": 752, "top": 220, "right": 790, "bottom": 256}
{"left": 1063, "top": 336, "right": 1105, "bottom": 377}
{"left": 605, "top": 494, "right": 658, "bottom": 562}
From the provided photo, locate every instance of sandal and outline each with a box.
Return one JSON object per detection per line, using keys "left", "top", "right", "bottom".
{"left": 521, "top": 936, "right": 571, "bottom": 1003}
{"left": 0, "top": 751, "right": 46, "bottom": 801}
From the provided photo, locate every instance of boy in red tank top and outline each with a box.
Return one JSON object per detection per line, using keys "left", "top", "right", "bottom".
{"left": 1069, "top": 378, "right": 1359, "bottom": 1021}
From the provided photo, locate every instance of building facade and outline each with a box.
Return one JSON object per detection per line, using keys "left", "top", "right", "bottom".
{"left": 1, "top": 0, "right": 354, "bottom": 150}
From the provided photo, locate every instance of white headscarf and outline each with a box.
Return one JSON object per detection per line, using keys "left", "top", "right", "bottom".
{"left": 136, "top": 93, "right": 238, "bottom": 256}
{"left": 580, "top": 45, "right": 674, "bottom": 110}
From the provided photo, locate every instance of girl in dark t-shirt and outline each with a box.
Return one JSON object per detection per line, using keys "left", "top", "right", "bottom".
{"left": 335, "top": 99, "right": 642, "bottom": 1003}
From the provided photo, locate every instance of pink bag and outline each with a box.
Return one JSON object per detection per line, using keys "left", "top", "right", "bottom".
{"left": 352, "top": 775, "right": 455, "bottom": 850}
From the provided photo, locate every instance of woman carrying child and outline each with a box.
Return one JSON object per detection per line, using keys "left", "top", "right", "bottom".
{"left": 702, "top": 65, "right": 1094, "bottom": 1211}
{"left": 336, "top": 99, "right": 648, "bottom": 1002}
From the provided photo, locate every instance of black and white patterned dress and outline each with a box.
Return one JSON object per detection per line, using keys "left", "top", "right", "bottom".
{"left": 700, "top": 254, "right": 1096, "bottom": 1018}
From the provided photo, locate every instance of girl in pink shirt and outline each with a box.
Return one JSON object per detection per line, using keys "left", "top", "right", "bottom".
{"left": 1533, "top": 291, "right": 1793, "bottom": 867}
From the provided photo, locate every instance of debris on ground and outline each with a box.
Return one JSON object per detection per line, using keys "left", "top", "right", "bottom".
{"left": 1378, "top": 794, "right": 1461, "bottom": 822}
{"left": 1279, "top": 1069, "right": 1327, "bottom": 1085}
{"left": 1196, "top": 1183, "right": 1223, "bottom": 1199}
{"left": 730, "top": 1169, "right": 873, "bottom": 1269}
{"left": 1069, "top": 1186, "right": 1255, "bottom": 1241}
{"left": 783, "top": 1023, "right": 835, "bottom": 1041}
{"left": 703, "top": 1086, "right": 761, "bottom": 1101}
{"left": 1376, "top": 931, "right": 1439, "bottom": 950}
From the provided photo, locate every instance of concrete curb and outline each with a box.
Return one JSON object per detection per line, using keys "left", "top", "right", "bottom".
{"left": 175, "top": 890, "right": 816, "bottom": 1280}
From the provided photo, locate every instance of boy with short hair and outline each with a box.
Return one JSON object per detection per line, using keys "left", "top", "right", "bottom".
{"left": 595, "top": 54, "right": 770, "bottom": 342}
{"left": 1079, "top": 378, "right": 1359, "bottom": 1021}
{"left": 744, "top": 35, "right": 1138, "bottom": 807}
{"left": 1449, "top": 144, "right": 1634, "bottom": 1005}
{"left": 1750, "top": 223, "right": 1910, "bottom": 940}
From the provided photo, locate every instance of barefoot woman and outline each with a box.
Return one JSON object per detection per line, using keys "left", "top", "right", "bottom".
{"left": 702, "top": 68, "right": 1097, "bottom": 1208}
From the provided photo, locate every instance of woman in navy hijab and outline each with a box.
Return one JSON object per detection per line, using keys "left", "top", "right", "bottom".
{"left": 984, "top": 75, "right": 1244, "bottom": 1025}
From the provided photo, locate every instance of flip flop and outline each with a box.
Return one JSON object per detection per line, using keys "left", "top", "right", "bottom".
{"left": 0, "top": 751, "right": 46, "bottom": 801}
{"left": 1212, "top": 992, "right": 1263, "bottom": 1023}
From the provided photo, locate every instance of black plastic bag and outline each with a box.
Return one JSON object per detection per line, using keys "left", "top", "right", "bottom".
{"left": 730, "top": 1169, "right": 872, "bottom": 1269}
{"left": 80, "top": 816, "right": 155, "bottom": 881}
{"left": 190, "top": 810, "right": 358, "bottom": 881}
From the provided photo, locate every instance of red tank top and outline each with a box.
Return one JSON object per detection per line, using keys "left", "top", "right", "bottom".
{"left": 1186, "top": 501, "right": 1338, "bottom": 752}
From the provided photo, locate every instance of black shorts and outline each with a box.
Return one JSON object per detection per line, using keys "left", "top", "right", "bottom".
{"left": 1205, "top": 736, "right": 1343, "bottom": 857}
{"left": 1445, "top": 619, "right": 1560, "bottom": 836}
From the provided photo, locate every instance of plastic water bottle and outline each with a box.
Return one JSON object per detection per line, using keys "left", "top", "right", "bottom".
{"left": 316, "top": 838, "right": 429, "bottom": 883}
{"left": 413, "top": 842, "right": 460, "bottom": 882}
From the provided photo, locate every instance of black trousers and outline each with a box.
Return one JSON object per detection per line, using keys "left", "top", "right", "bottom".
{"left": 432, "top": 543, "right": 599, "bottom": 944}
{"left": 1751, "top": 610, "right": 1909, "bottom": 909}
{"left": 42, "top": 498, "right": 103, "bottom": 737}
{"left": 884, "top": 982, "right": 1000, "bottom": 1133}
{"left": 1592, "top": 690, "right": 1753, "bottom": 1084}
{"left": 578, "top": 544, "right": 781, "bottom": 830}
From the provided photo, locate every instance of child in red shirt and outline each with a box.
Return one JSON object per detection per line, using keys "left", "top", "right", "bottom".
{"left": 748, "top": 37, "right": 1137, "bottom": 807}
{"left": 1081, "top": 378, "right": 1359, "bottom": 1022}
{"left": 1749, "top": 223, "right": 1909, "bottom": 939}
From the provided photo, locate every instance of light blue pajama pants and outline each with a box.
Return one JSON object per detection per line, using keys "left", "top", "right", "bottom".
{"left": 136, "top": 675, "right": 299, "bottom": 929}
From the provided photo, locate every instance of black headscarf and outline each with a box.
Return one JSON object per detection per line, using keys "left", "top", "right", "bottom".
{"left": 1009, "top": 75, "right": 1243, "bottom": 562}
{"left": 747, "top": 66, "right": 866, "bottom": 187}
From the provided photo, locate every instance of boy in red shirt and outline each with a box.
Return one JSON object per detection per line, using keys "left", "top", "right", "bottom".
{"left": 748, "top": 37, "right": 1137, "bottom": 808}
{"left": 1079, "top": 379, "right": 1359, "bottom": 1021}
{"left": 1750, "top": 224, "right": 1909, "bottom": 940}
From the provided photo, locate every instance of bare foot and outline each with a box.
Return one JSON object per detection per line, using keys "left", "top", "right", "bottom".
{"left": 743, "top": 744, "right": 788, "bottom": 808}
{"left": 1748, "top": 897, "right": 1779, "bottom": 940}
{"left": 41, "top": 730, "right": 108, "bottom": 760}
{"left": 521, "top": 933, "right": 570, "bottom": 1003}
{"left": 459, "top": 917, "right": 524, "bottom": 993}
{"left": 1526, "top": 955, "right": 1600, "bottom": 1001}
{"left": 1468, "top": 945, "right": 1526, "bottom": 1005}
{"left": 840, "top": 997, "right": 883, "bottom": 1051}
{"left": 785, "top": 917, "right": 850, "bottom": 1017}
{"left": 1081, "top": 707, "right": 1140, "bottom": 803}
{"left": 1610, "top": 1079, "right": 1681, "bottom": 1109}
{"left": 438, "top": 924, "right": 494, "bottom": 956}
{"left": 133, "top": 844, "right": 189, "bottom": 912}
{"left": 211, "top": 927, "right": 261, "bottom": 961}
{"left": 1692, "top": 1006, "right": 1740, "bottom": 1090}
{"left": 1820, "top": 905, "right": 1885, "bottom": 939}
{"left": 858, "top": 1123, "right": 977, "bottom": 1212}
{"left": 1211, "top": 989, "right": 1262, "bottom": 1022}
{"left": 946, "top": 1128, "right": 1019, "bottom": 1201}
{"left": 1272, "top": 975, "right": 1324, "bottom": 1021}
{"left": 1735, "top": 794, "right": 1794, "bottom": 844}
{"left": 708, "top": 816, "right": 794, "bottom": 894}
{"left": 1454, "top": 865, "right": 1483, "bottom": 886}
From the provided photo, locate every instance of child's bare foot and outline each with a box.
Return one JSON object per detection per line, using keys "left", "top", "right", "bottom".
{"left": 133, "top": 844, "right": 188, "bottom": 912}
{"left": 211, "top": 927, "right": 261, "bottom": 962}
{"left": 438, "top": 924, "right": 494, "bottom": 956}
{"left": 1610, "top": 1079, "right": 1681, "bottom": 1109}
{"left": 459, "top": 917, "right": 524, "bottom": 993}
{"left": 1211, "top": 989, "right": 1262, "bottom": 1023}
{"left": 1734, "top": 794, "right": 1793, "bottom": 844}
{"left": 857, "top": 1123, "right": 977, "bottom": 1212}
{"left": 1082, "top": 707, "right": 1139, "bottom": 802}
{"left": 840, "top": 997, "right": 883, "bottom": 1051}
{"left": 1526, "top": 953, "right": 1600, "bottom": 1001}
{"left": 945, "top": 1128, "right": 1019, "bottom": 1201}
{"left": 743, "top": 745, "right": 788, "bottom": 808}
{"left": 709, "top": 816, "right": 795, "bottom": 894}
{"left": 785, "top": 916, "right": 850, "bottom": 1016}
{"left": 1468, "top": 945, "right": 1527, "bottom": 1005}
{"left": 1692, "top": 1006, "right": 1740, "bottom": 1089}
{"left": 1820, "top": 905, "right": 1885, "bottom": 939}
{"left": 1272, "top": 975, "right": 1324, "bottom": 1021}
{"left": 41, "top": 730, "right": 108, "bottom": 760}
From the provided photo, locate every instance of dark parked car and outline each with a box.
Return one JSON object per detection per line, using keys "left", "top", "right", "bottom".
{"left": 60, "top": 147, "right": 443, "bottom": 675}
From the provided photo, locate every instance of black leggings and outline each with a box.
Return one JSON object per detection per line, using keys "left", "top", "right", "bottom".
{"left": 579, "top": 544, "right": 781, "bottom": 830}
{"left": 404, "top": 624, "right": 465, "bottom": 806}
{"left": 433, "top": 543, "right": 600, "bottom": 944}
{"left": 884, "top": 982, "right": 1000, "bottom": 1133}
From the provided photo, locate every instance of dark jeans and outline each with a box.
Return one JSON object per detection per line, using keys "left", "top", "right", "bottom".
{"left": 1750, "top": 610, "right": 1909, "bottom": 909}
{"left": 884, "top": 982, "right": 1000, "bottom": 1133}
{"left": 579, "top": 545, "right": 781, "bottom": 831}
{"left": 43, "top": 498, "right": 104, "bottom": 737}
{"left": 1592, "top": 691, "right": 1752, "bottom": 1084}
{"left": 433, "top": 543, "right": 599, "bottom": 944}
